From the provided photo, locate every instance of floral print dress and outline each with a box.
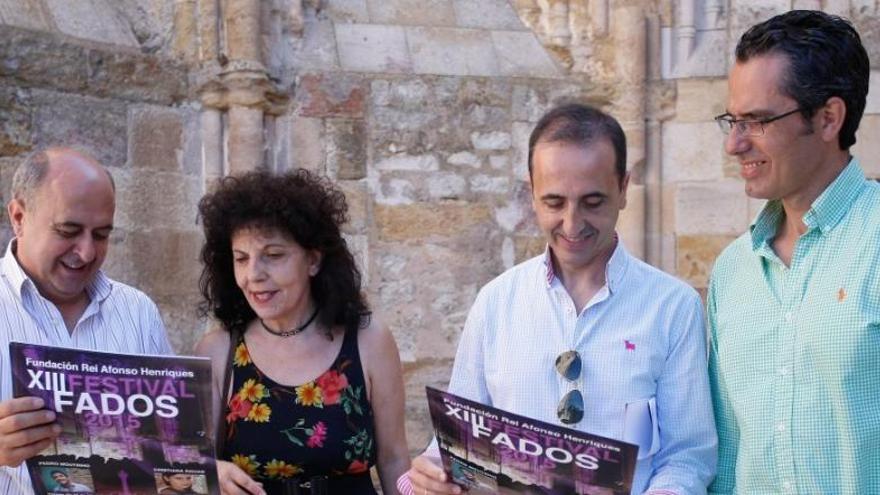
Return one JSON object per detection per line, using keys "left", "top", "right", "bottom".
{"left": 221, "top": 328, "right": 378, "bottom": 494}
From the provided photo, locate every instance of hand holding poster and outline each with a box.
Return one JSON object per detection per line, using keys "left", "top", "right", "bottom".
{"left": 426, "top": 387, "right": 638, "bottom": 495}
{"left": 10, "top": 342, "right": 219, "bottom": 495}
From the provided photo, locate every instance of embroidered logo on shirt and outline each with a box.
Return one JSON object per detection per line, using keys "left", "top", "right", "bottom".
{"left": 838, "top": 287, "right": 847, "bottom": 302}
{"left": 625, "top": 340, "right": 636, "bottom": 351}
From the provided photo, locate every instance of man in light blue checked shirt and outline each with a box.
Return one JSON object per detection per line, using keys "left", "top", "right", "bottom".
{"left": 400, "top": 104, "right": 717, "bottom": 495}
{"left": 708, "top": 10, "right": 879, "bottom": 494}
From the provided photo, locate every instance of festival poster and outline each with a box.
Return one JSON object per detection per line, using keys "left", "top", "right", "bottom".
{"left": 10, "top": 342, "right": 219, "bottom": 495}
{"left": 426, "top": 387, "right": 638, "bottom": 495}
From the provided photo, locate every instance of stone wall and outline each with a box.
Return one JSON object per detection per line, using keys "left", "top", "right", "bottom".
{"left": 1, "top": 0, "right": 879, "bottom": 465}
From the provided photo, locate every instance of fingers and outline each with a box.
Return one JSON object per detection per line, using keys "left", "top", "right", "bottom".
{"left": 0, "top": 399, "right": 59, "bottom": 467}
{"left": 217, "top": 461, "right": 265, "bottom": 495}
{"left": 410, "top": 456, "right": 461, "bottom": 494}
{"left": 0, "top": 398, "right": 46, "bottom": 422}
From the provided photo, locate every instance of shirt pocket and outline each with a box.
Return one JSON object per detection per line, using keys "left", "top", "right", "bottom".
{"left": 623, "top": 396, "right": 660, "bottom": 460}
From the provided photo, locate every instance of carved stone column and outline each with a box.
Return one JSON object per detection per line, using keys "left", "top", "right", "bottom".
{"left": 613, "top": 4, "right": 648, "bottom": 260}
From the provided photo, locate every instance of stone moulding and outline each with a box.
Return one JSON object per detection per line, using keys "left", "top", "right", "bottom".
{"left": 0, "top": 25, "right": 188, "bottom": 105}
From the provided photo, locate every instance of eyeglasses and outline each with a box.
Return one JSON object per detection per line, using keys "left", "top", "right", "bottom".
{"left": 555, "top": 350, "right": 584, "bottom": 424}
{"left": 714, "top": 107, "right": 803, "bottom": 136}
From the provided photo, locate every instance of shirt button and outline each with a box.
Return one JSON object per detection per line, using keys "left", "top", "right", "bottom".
{"left": 783, "top": 481, "right": 793, "bottom": 492}
{"left": 784, "top": 312, "right": 793, "bottom": 322}
{"left": 776, "top": 422, "right": 787, "bottom": 432}
{"left": 779, "top": 367, "right": 789, "bottom": 376}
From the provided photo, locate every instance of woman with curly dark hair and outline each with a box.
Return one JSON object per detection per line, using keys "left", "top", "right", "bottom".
{"left": 194, "top": 170, "right": 409, "bottom": 495}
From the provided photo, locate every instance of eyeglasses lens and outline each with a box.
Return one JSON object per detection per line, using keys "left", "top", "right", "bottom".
{"left": 555, "top": 350, "right": 584, "bottom": 424}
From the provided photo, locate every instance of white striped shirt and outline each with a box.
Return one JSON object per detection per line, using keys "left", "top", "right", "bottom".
{"left": 0, "top": 241, "right": 171, "bottom": 494}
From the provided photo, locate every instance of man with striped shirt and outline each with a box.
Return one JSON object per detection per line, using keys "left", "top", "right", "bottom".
{"left": 0, "top": 147, "right": 171, "bottom": 493}
{"left": 708, "top": 10, "right": 879, "bottom": 494}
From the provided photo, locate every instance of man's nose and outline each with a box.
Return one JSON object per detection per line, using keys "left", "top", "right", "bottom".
{"left": 724, "top": 127, "right": 751, "bottom": 156}
{"left": 563, "top": 205, "right": 582, "bottom": 235}
{"left": 73, "top": 236, "right": 96, "bottom": 262}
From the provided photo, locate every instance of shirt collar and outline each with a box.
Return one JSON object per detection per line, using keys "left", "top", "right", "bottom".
{"left": 1, "top": 239, "right": 113, "bottom": 304}
{"left": 750, "top": 157, "right": 865, "bottom": 250}
{"left": 541, "top": 235, "right": 629, "bottom": 294}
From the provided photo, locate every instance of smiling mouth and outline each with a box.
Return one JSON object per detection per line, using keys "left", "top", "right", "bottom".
{"left": 250, "top": 291, "right": 277, "bottom": 303}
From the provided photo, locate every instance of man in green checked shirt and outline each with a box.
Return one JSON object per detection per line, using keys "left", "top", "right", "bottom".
{"left": 708, "top": 10, "right": 879, "bottom": 495}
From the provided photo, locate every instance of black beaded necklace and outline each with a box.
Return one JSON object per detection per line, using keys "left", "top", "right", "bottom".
{"left": 259, "top": 306, "right": 320, "bottom": 338}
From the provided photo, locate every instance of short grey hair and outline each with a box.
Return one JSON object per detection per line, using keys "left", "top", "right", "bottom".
{"left": 10, "top": 146, "right": 115, "bottom": 209}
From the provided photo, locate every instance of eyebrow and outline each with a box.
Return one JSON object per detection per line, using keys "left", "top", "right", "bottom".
{"left": 52, "top": 222, "right": 113, "bottom": 231}
{"left": 725, "top": 108, "right": 775, "bottom": 119}
{"left": 539, "top": 192, "right": 607, "bottom": 201}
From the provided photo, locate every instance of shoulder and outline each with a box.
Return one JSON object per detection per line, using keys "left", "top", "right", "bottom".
{"left": 624, "top": 254, "right": 701, "bottom": 306}
{"left": 707, "top": 232, "right": 753, "bottom": 290}
{"left": 104, "top": 276, "right": 161, "bottom": 312}
{"left": 475, "top": 254, "right": 545, "bottom": 302}
{"left": 194, "top": 327, "right": 233, "bottom": 361}
{"left": 356, "top": 315, "right": 399, "bottom": 360}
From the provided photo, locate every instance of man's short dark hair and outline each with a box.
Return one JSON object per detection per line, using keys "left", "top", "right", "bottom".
{"left": 735, "top": 9, "right": 870, "bottom": 150}
{"left": 527, "top": 103, "right": 627, "bottom": 184}
{"left": 49, "top": 470, "right": 67, "bottom": 477}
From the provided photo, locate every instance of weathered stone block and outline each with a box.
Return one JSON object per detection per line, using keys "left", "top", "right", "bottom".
{"left": 374, "top": 178, "right": 416, "bottom": 205}
{"left": 289, "top": 115, "right": 325, "bottom": 172}
{"left": 470, "top": 174, "right": 510, "bottom": 195}
{"left": 151, "top": 293, "right": 205, "bottom": 354}
{"left": 325, "top": 0, "right": 370, "bottom": 22}
{"left": 406, "top": 27, "right": 499, "bottom": 77}
{"left": 88, "top": 51, "right": 187, "bottom": 104}
{"left": 492, "top": 31, "right": 561, "bottom": 78}
{"left": 447, "top": 151, "right": 480, "bottom": 168}
{"left": 453, "top": 0, "right": 525, "bottom": 30}
{"left": 376, "top": 202, "right": 491, "bottom": 241}
{"left": 30, "top": 89, "right": 127, "bottom": 169}
{"left": 853, "top": 114, "right": 880, "bottom": 179}
{"left": 511, "top": 121, "right": 532, "bottom": 179}
{"left": 289, "top": 15, "right": 340, "bottom": 71}
{"left": 458, "top": 79, "right": 512, "bottom": 107}
{"left": 374, "top": 153, "right": 439, "bottom": 171}
{"left": 674, "top": 79, "right": 727, "bottom": 122}
{"left": 674, "top": 180, "right": 749, "bottom": 235}
{"left": 676, "top": 235, "right": 737, "bottom": 288}
{"left": 489, "top": 154, "right": 509, "bottom": 170}
{"left": 866, "top": 70, "right": 880, "bottom": 114}
{"left": 470, "top": 131, "right": 511, "bottom": 150}
{"left": 112, "top": 169, "right": 200, "bottom": 230}
{"left": 662, "top": 121, "right": 725, "bottom": 182}
{"left": 102, "top": 228, "right": 203, "bottom": 299}
{"left": 366, "top": 0, "right": 456, "bottom": 26}
{"left": 0, "top": 0, "right": 52, "bottom": 30}
{"left": 427, "top": 172, "right": 466, "bottom": 198}
{"left": 335, "top": 23, "right": 412, "bottom": 73}
{"left": 493, "top": 182, "right": 533, "bottom": 232}
{"left": 128, "top": 106, "right": 182, "bottom": 171}
{"left": 326, "top": 118, "right": 367, "bottom": 180}
{"left": 0, "top": 87, "right": 32, "bottom": 156}
{"left": 0, "top": 26, "right": 89, "bottom": 93}
{"left": 45, "top": 0, "right": 139, "bottom": 46}
{"left": 296, "top": 73, "right": 365, "bottom": 118}
{"left": 514, "top": 234, "right": 545, "bottom": 264}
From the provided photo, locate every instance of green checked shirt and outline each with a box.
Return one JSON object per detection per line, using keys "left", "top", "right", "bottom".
{"left": 707, "top": 158, "right": 880, "bottom": 495}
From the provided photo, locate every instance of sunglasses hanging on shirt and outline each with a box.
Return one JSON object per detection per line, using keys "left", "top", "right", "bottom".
{"left": 555, "top": 350, "right": 584, "bottom": 424}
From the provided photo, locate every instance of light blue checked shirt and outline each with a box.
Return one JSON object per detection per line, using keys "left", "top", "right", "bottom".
{"left": 708, "top": 158, "right": 880, "bottom": 494}
{"left": 0, "top": 241, "right": 172, "bottom": 495}
{"left": 446, "top": 241, "right": 717, "bottom": 495}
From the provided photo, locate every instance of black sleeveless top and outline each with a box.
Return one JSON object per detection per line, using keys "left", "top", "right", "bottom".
{"left": 221, "top": 329, "right": 378, "bottom": 494}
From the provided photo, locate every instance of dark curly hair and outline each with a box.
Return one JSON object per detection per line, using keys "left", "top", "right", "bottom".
{"left": 198, "top": 169, "right": 370, "bottom": 336}
{"left": 736, "top": 10, "right": 869, "bottom": 150}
